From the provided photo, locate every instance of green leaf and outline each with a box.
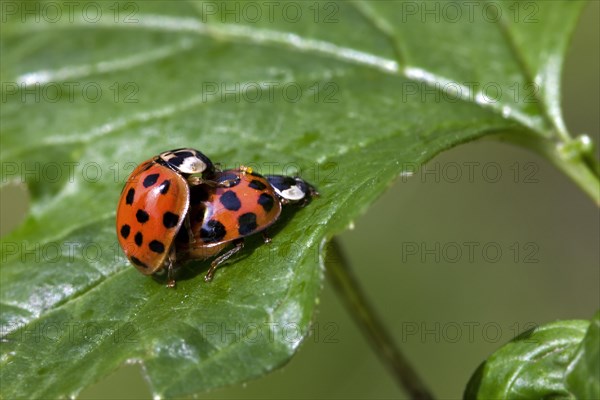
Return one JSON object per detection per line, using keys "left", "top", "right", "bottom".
{"left": 0, "top": 1, "right": 593, "bottom": 398}
{"left": 464, "top": 320, "right": 589, "bottom": 399}
{"left": 565, "top": 311, "right": 600, "bottom": 399}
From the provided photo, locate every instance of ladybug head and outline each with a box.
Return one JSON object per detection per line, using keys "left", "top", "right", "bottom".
{"left": 266, "top": 175, "right": 318, "bottom": 204}
{"left": 159, "top": 148, "right": 216, "bottom": 177}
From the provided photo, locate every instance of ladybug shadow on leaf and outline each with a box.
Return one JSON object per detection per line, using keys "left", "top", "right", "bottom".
{"left": 156, "top": 202, "right": 315, "bottom": 286}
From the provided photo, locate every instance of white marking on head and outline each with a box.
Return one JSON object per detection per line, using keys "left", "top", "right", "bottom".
{"left": 178, "top": 156, "right": 207, "bottom": 174}
{"left": 275, "top": 184, "right": 306, "bottom": 201}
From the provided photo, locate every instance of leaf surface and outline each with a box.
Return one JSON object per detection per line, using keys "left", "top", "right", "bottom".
{"left": 0, "top": 1, "right": 587, "bottom": 397}
{"left": 565, "top": 311, "right": 600, "bottom": 399}
{"left": 464, "top": 320, "right": 589, "bottom": 399}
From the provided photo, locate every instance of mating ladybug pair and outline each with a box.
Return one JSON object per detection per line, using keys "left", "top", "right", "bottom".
{"left": 116, "top": 148, "right": 317, "bottom": 287}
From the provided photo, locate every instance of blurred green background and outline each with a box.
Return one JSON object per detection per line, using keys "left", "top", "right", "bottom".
{"left": 1, "top": 2, "right": 598, "bottom": 399}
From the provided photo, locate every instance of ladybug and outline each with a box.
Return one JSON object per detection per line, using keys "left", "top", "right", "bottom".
{"left": 176, "top": 167, "right": 318, "bottom": 282}
{"left": 116, "top": 148, "right": 223, "bottom": 287}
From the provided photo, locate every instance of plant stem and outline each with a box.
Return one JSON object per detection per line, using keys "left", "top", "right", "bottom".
{"left": 543, "top": 146, "right": 600, "bottom": 206}
{"left": 490, "top": 131, "right": 600, "bottom": 206}
{"left": 325, "top": 239, "right": 435, "bottom": 400}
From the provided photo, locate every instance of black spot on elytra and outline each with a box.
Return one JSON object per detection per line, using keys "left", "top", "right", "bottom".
{"left": 143, "top": 173, "right": 160, "bottom": 188}
{"left": 149, "top": 240, "right": 165, "bottom": 253}
{"left": 136, "top": 209, "right": 149, "bottom": 223}
{"left": 125, "top": 188, "right": 135, "bottom": 205}
{"left": 159, "top": 179, "right": 171, "bottom": 195}
{"left": 248, "top": 179, "right": 267, "bottom": 191}
{"left": 200, "top": 219, "right": 226, "bottom": 243}
{"left": 131, "top": 256, "right": 148, "bottom": 269}
{"left": 163, "top": 212, "right": 179, "bottom": 228}
{"left": 258, "top": 193, "right": 275, "bottom": 212}
{"left": 120, "top": 224, "right": 131, "bottom": 239}
{"left": 220, "top": 190, "right": 241, "bottom": 211}
{"left": 134, "top": 232, "right": 143, "bottom": 246}
{"left": 238, "top": 213, "right": 257, "bottom": 235}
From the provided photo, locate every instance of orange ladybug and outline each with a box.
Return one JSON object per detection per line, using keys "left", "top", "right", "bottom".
{"left": 176, "top": 167, "right": 318, "bottom": 282}
{"left": 116, "top": 148, "right": 220, "bottom": 286}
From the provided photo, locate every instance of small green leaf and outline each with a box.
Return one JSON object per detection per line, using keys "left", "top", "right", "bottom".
{"left": 565, "top": 311, "right": 600, "bottom": 399}
{"left": 0, "top": 1, "right": 594, "bottom": 398}
{"left": 464, "top": 320, "right": 589, "bottom": 399}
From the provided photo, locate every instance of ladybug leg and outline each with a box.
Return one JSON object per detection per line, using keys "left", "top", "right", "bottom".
{"left": 204, "top": 239, "right": 244, "bottom": 282}
{"left": 166, "top": 249, "right": 177, "bottom": 288}
{"left": 262, "top": 230, "right": 272, "bottom": 244}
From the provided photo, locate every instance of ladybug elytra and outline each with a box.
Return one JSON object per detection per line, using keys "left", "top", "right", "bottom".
{"left": 116, "top": 148, "right": 220, "bottom": 286}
